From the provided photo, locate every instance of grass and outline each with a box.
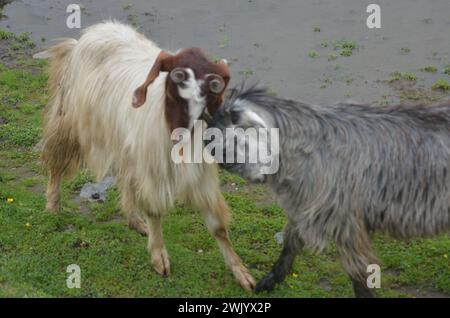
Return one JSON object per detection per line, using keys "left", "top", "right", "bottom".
{"left": 308, "top": 50, "right": 318, "bottom": 59}
{"left": 400, "top": 47, "right": 411, "bottom": 55}
{"left": 327, "top": 53, "right": 337, "bottom": 62}
{"left": 333, "top": 40, "right": 358, "bottom": 57}
{"left": 313, "top": 40, "right": 358, "bottom": 61}
{"left": 238, "top": 68, "right": 254, "bottom": 77}
{"left": 444, "top": 65, "right": 450, "bottom": 76}
{"left": 0, "top": 28, "right": 35, "bottom": 50}
{"left": 388, "top": 71, "right": 418, "bottom": 83}
{"left": 219, "top": 36, "right": 230, "bottom": 49}
{"left": 432, "top": 79, "right": 450, "bottom": 91}
{"left": 122, "top": 4, "right": 132, "bottom": 10}
{"left": 0, "top": 28, "right": 13, "bottom": 40}
{"left": 420, "top": 65, "right": 438, "bottom": 73}
{"left": 0, "top": 35, "right": 449, "bottom": 298}
{"left": 320, "top": 76, "right": 333, "bottom": 88}
{"left": 399, "top": 90, "right": 428, "bottom": 102}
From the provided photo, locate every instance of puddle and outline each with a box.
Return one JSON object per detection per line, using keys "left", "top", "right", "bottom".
{"left": 1, "top": 0, "right": 449, "bottom": 104}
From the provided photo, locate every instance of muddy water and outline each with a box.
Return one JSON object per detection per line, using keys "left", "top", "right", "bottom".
{"left": 1, "top": 0, "right": 449, "bottom": 104}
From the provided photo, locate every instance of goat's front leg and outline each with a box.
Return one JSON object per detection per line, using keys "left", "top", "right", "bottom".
{"left": 144, "top": 215, "right": 170, "bottom": 276}
{"left": 197, "top": 195, "right": 256, "bottom": 292}
{"left": 255, "top": 223, "right": 302, "bottom": 293}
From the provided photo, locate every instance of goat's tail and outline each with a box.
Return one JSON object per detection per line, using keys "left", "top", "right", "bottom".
{"left": 38, "top": 39, "right": 82, "bottom": 178}
{"left": 33, "top": 38, "right": 77, "bottom": 60}
{"left": 34, "top": 39, "right": 78, "bottom": 97}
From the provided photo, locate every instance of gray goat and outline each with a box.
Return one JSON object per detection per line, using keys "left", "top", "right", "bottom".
{"left": 207, "top": 85, "right": 450, "bottom": 297}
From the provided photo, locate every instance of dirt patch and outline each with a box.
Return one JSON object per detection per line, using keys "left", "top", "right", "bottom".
{"left": 0, "top": 40, "right": 28, "bottom": 68}
{"left": 0, "top": 33, "right": 37, "bottom": 69}
{"left": 71, "top": 196, "right": 93, "bottom": 218}
{"left": 387, "top": 80, "right": 448, "bottom": 105}
{"left": 2, "top": 0, "right": 450, "bottom": 105}
{"left": 386, "top": 267, "right": 449, "bottom": 297}
{"left": 385, "top": 267, "right": 402, "bottom": 277}
{"left": 397, "top": 286, "right": 449, "bottom": 298}
{"left": 8, "top": 165, "right": 36, "bottom": 183}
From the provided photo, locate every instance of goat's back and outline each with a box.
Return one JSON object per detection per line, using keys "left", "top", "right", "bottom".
{"left": 231, "top": 93, "right": 450, "bottom": 246}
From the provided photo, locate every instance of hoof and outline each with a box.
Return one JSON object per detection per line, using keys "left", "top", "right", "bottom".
{"left": 352, "top": 279, "right": 377, "bottom": 298}
{"left": 151, "top": 248, "right": 170, "bottom": 277}
{"left": 231, "top": 264, "right": 256, "bottom": 292}
{"left": 45, "top": 203, "right": 59, "bottom": 213}
{"left": 255, "top": 273, "right": 277, "bottom": 293}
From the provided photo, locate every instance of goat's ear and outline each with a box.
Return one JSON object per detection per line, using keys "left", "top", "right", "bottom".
{"left": 242, "top": 110, "right": 267, "bottom": 128}
{"left": 132, "top": 50, "right": 174, "bottom": 108}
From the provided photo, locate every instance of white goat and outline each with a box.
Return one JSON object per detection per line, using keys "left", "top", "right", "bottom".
{"left": 38, "top": 21, "right": 255, "bottom": 291}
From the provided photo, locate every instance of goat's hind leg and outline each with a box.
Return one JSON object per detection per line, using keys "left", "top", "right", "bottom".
{"left": 255, "top": 222, "right": 302, "bottom": 293}
{"left": 45, "top": 170, "right": 63, "bottom": 212}
{"left": 337, "top": 231, "right": 378, "bottom": 298}
{"left": 120, "top": 189, "right": 168, "bottom": 274}
{"left": 128, "top": 211, "right": 149, "bottom": 236}
{"left": 120, "top": 187, "right": 149, "bottom": 236}
{"left": 42, "top": 118, "right": 80, "bottom": 213}
{"left": 144, "top": 215, "right": 170, "bottom": 276}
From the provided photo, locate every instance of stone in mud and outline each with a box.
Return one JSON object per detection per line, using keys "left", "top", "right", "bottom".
{"left": 80, "top": 176, "right": 115, "bottom": 203}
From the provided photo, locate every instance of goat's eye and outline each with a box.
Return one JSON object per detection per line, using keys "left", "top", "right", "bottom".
{"left": 230, "top": 110, "right": 240, "bottom": 125}
{"left": 206, "top": 74, "right": 225, "bottom": 94}
{"left": 170, "top": 68, "right": 186, "bottom": 83}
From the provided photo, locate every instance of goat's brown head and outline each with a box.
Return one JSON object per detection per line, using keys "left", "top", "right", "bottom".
{"left": 133, "top": 48, "right": 230, "bottom": 132}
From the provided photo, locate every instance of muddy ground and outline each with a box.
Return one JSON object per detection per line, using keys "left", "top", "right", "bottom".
{"left": 1, "top": 0, "right": 450, "bottom": 104}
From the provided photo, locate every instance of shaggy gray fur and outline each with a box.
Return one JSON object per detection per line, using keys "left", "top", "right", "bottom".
{"left": 208, "top": 85, "right": 450, "bottom": 297}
